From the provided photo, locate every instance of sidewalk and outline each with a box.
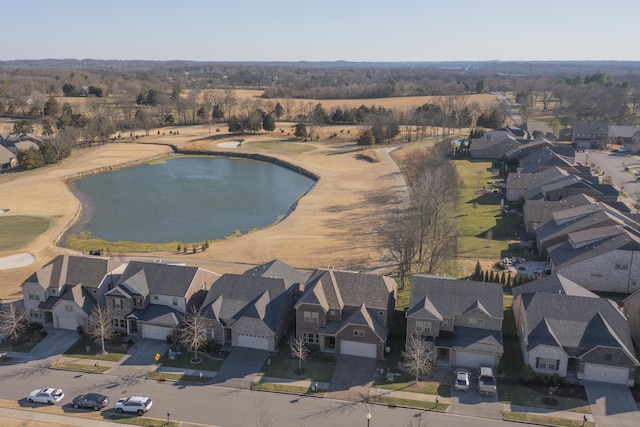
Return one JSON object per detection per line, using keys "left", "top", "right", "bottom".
{"left": 257, "top": 376, "right": 330, "bottom": 391}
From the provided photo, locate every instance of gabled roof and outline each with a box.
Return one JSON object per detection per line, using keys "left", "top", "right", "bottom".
{"left": 471, "top": 132, "right": 523, "bottom": 151}
{"left": 507, "top": 167, "right": 568, "bottom": 192}
{"left": 113, "top": 261, "right": 201, "bottom": 297}
{"left": 512, "top": 274, "right": 597, "bottom": 298}
{"left": 336, "top": 303, "right": 387, "bottom": 341}
{"left": 517, "top": 147, "right": 577, "bottom": 174}
{"left": 573, "top": 123, "right": 609, "bottom": 136}
{"left": 518, "top": 292, "right": 637, "bottom": 363}
{"left": 55, "top": 284, "right": 96, "bottom": 315}
{"left": 200, "top": 273, "right": 292, "bottom": 332}
{"left": 129, "top": 304, "right": 184, "bottom": 326}
{"left": 296, "top": 269, "right": 396, "bottom": 311}
{"left": 519, "top": 121, "right": 554, "bottom": 137}
{"left": 24, "top": 254, "right": 123, "bottom": 290}
{"left": 407, "top": 275, "right": 503, "bottom": 321}
{"left": 242, "top": 259, "right": 309, "bottom": 289}
{"left": 0, "top": 145, "right": 16, "bottom": 165}
{"left": 405, "top": 295, "right": 443, "bottom": 320}
{"left": 608, "top": 125, "right": 640, "bottom": 139}
{"left": 523, "top": 194, "right": 593, "bottom": 229}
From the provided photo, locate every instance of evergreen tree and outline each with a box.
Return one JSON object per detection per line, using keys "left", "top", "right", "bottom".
{"left": 489, "top": 271, "right": 495, "bottom": 282}
{"left": 474, "top": 261, "right": 482, "bottom": 280}
{"left": 262, "top": 114, "right": 276, "bottom": 131}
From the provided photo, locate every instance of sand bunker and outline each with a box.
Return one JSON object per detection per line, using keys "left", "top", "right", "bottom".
{"left": 217, "top": 141, "right": 242, "bottom": 148}
{"left": 0, "top": 253, "right": 35, "bottom": 270}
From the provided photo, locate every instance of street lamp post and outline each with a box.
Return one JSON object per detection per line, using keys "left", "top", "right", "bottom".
{"left": 366, "top": 412, "right": 372, "bottom": 427}
{"left": 167, "top": 410, "right": 172, "bottom": 424}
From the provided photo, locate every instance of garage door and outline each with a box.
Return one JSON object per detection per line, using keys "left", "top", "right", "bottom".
{"left": 454, "top": 351, "right": 496, "bottom": 369}
{"left": 56, "top": 315, "right": 78, "bottom": 331}
{"left": 340, "top": 341, "right": 377, "bottom": 358}
{"left": 142, "top": 324, "right": 172, "bottom": 341}
{"left": 236, "top": 334, "right": 269, "bottom": 350}
{"left": 583, "top": 363, "right": 629, "bottom": 384}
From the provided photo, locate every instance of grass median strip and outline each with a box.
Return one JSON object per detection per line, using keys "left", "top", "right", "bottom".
{"left": 251, "top": 382, "right": 324, "bottom": 396}
{"left": 147, "top": 371, "right": 211, "bottom": 383}
{"left": 502, "top": 411, "right": 595, "bottom": 427}
{"left": 369, "top": 395, "right": 447, "bottom": 411}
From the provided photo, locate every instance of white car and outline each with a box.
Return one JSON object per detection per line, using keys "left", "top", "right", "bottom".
{"left": 27, "top": 388, "right": 64, "bottom": 405}
{"left": 618, "top": 146, "right": 629, "bottom": 153}
{"left": 115, "top": 396, "right": 153, "bottom": 415}
{"left": 453, "top": 369, "right": 470, "bottom": 391}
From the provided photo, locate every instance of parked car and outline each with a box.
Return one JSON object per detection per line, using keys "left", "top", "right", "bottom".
{"left": 618, "top": 146, "right": 629, "bottom": 153}
{"left": 72, "top": 393, "right": 109, "bottom": 411}
{"left": 27, "top": 388, "right": 64, "bottom": 405}
{"left": 477, "top": 366, "right": 497, "bottom": 395}
{"left": 453, "top": 369, "right": 470, "bottom": 391}
{"left": 115, "top": 396, "right": 153, "bottom": 415}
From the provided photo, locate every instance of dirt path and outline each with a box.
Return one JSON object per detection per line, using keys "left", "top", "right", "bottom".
{"left": 0, "top": 125, "right": 406, "bottom": 298}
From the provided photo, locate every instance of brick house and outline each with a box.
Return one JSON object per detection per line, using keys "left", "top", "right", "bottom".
{"left": 294, "top": 269, "right": 397, "bottom": 359}
{"left": 104, "top": 261, "right": 219, "bottom": 340}
{"left": 21, "top": 254, "right": 125, "bottom": 330}
{"left": 406, "top": 275, "right": 503, "bottom": 369}
{"left": 513, "top": 275, "right": 638, "bottom": 385}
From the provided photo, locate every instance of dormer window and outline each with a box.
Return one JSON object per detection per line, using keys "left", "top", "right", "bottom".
{"left": 469, "top": 317, "right": 485, "bottom": 328}
{"left": 134, "top": 297, "right": 142, "bottom": 307}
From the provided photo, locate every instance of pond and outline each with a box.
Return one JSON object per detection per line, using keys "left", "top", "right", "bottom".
{"left": 67, "top": 155, "right": 315, "bottom": 244}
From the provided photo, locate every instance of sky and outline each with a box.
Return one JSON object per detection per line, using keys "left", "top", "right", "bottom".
{"left": 3, "top": 0, "right": 640, "bottom": 62}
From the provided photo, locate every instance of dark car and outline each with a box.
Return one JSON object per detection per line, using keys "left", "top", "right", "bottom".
{"left": 72, "top": 393, "right": 109, "bottom": 411}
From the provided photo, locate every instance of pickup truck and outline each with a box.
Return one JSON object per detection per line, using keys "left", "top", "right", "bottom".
{"left": 477, "top": 366, "right": 497, "bottom": 395}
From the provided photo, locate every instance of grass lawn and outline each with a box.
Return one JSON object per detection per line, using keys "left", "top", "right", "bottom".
{"left": 0, "top": 215, "right": 51, "bottom": 251}
{"left": 53, "top": 361, "right": 110, "bottom": 373}
{"left": 258, "top": 341, "right": 335, "bottom": 383}
{"left": 104, "top": 414, "right": 178, "bottom": 426}
{"left": 64, "top": 336, "right": 128, "bottom": 362}
{"left": 368, "top": 395, "right": 447, "bottom": 411}
{"left": 502, "top": 412, "right": 595, "bottom": 427}
{"left": 453, "top": 159, "right": 524, "bottom": 263}
{"left": 246, "top": 140, "right": 316, "bottom": 153}
{"left": 251, "top": 381, "right": 324, "bottom": 396}
{"left": 0, "top": 327, "right": 48, "bottom": 353}
{"left": 157, "top": 349, "right": 223, "bottom": 372}
{"left": 147, "top": 370, "right": 210, "bottom": 383}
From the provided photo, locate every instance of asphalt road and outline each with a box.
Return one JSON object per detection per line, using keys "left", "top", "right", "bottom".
{"left": 0, "top": 363, "right": 531, "bottom": 427}
{"left": 575, "top": 150, "right": 640, "bottom": 205}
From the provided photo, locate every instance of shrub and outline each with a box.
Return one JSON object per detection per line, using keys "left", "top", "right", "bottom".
{"left": 28, "top": 321, "right": 43, "bottom": 331}
{"left": 519, "top": 364, "right": 536, "bottom": 383}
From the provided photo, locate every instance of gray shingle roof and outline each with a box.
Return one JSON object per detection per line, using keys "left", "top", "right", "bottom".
{"left": 549, "top": 228, "right": 640, "bottom": 269}
{"left": 114, "top": 261, "right": 200, "bottom": 297}
{"left": 336, "top": 303, "right": 388, "bottom": 341}
{"left": 435, "top": 327, "right": 503, "bottom": 353}
{"left": 407, "top": 276, "right": 503, "bottom": 320}
{"left": 243, "top": 259, "right": 309, "bottom": 289}
{"left": 519, "top": 292, "right": 637, "bottom": 363}
{"left": 129, "top": 304, "right": 184, "bottom": 326}
{"left": 27, "top": 254, "right": 123, "bottom": 289}
{"left": 512, "top": 274, "right": 598, "bottom": 298}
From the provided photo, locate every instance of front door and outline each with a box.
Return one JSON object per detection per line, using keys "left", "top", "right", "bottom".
{"left": 225, "top": 328, "right": 232, "bottom": 344}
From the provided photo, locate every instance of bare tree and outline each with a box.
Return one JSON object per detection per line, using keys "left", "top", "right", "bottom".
{"left": 179, "top": 306, "right": 208, "bottom": 362}
{"left": 290, "top": 336, "right": 308, "bottom": 374}
{"left": 86, "top": 303, "right": 115, "bottom": 355}
{"left": 402, "top": 335, "right": 433, "bottom": 384}
{"left": 381, "top": 210, "right": 419, "bottom": 290}
{"left": 0, "top": 302, "right": 27, "bottom": 344}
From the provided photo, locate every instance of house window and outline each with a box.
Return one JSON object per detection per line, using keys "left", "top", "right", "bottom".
{"left": 134, "top": 297, "right": 142, "bottom": 307}
{"left": 329, "top": 310, "right": 336, "bottom": 316}
{"left": 442, "top": 319, "right": 450, "bottom": 329}
{"left": 353, "top": 329, "right": 364, "bottom": 337}
{"left": 112, "top": 318, "right": 126, "bottom": 329}
{"left": 113, "top": 299, "right": 122, "bottom": 309}
{"left": 469, "top": 318, "right": 485, "bottom": 328}
{"left": 378, "top": 310, "right": 384, "bottom": 316}
{"left": 28, "top": 291, "right": 40, "bottom": 301}
{"left": 172, "top": 297, "right": 179, "bottom": 306}
{"left": 536, "top": 357, "right": 559, "bottom": 370}
{"left": 65, "top": 305, "right": 73, "bottom": 312}
{"left": 615, "top": 261, "right": 628, "bottom": 270}
{"left": 604, "top": 354, "right": 612, "bottom": 361}
{"left": 303, "top": 332, "right": 319, "bottom": 344}
{"left": 303, "top": 311, "right": 319, "bottom": 323}
{"left": 207, "top": 329, "right": 215, "bottom": 340}
{"left": 416, "top": 320, "right": 432, "bottom": 334}
{"left": 30, "top": 310, "right": 40, "bottom": 319}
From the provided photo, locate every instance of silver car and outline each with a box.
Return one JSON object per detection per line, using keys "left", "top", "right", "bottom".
{"left": 115, "top": 395, "right": 153, "bottom": 415}
{"left": 27, "top": 388, "right": 64, "bottom": 405}
{"left": 453, "top": 369, "right": 470, "bottom": 391}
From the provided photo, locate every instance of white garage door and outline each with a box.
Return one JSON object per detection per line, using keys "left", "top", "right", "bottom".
{"left": 56, "top": 315, "right": 78, "bottom": 331}
{"left": 340, "top": 341, "right": 377, "bottom": 358}
{"left": 583, "top": 363, "right": 629, "bottom": 384}
{"left": 455, "top": 351, "right": 496, "bottom": 369}
{"left": 237, "top": 334, "right": 269, "bottom": 350}
{"left": 142, "top": 324, "right": 172, "bottom": 341}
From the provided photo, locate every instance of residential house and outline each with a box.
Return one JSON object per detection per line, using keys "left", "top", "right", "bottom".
{"left": 547, "top": 226, "right": 640, "bottom": 293}
{"left": 608, "top": 125, "right": 640, "bottom": 148}
{"left": 0, "top": 132, "right": 43, "bottom": 154}
{"left": 518, "top": 121, "right": 556, "bottom": 141}
{"left": 628, "top": 129, "right": 640, "bottom": 153}
{"left": 523, "top": 174, "right": 618, "bottom": 203}
{"left": 199, "top": 262, "right": 304, "bottom": 351}
{"left": 572, "top": 123, "right": 608, "bottom": 150}
{"left": 21, "top": 254, "right": 125, "bottom": 330}
{"left": 295, "top": 269, "right": 397, "bottom": 359}
{"left": 506, "top": 167, "right": 569, "bottom": 202}
{"left": 105, "top": 261, "right": 219, "bottom": 340}
{"left": 516, "top": 147, "right": 578, "bottom": 174}
{"left": 623, "top": 290, "right": 640, "bottom": 347}
{"left": 470, "top": 132, "right": 523, "bottom": 159}
{"left": 513, "top": 278, "right": 638, "bottom": 385}
{"left": 0, "top": 145, "right": 17, "bottom": 170}
{"left": 522, "top": 194, "right": 593, "bottom": 235}
{"left": 406, "top": 275, "right": 503, "bottom": 369}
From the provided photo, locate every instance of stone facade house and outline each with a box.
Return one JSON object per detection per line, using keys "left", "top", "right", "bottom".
{"left": 572, "top": 123, "right": 609, "bottom": 150}
{"left": 104, "top": 261, "right": 219, "bottom": 340}
{"left": 406, "top": 275, "right": 503, "bottom": 369}
{"left": 21, "top": 254, "right": 125, "bottom": 330}
{"left": 294, "top": 269, "right": 397, "bottom": 359}
{"left": 513, "top": 276, "right": 638, "bottom": 385}
{"left": 623, "top": 290, "right": 640, "bottom": 348}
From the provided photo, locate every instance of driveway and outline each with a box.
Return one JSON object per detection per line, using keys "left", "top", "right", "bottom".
{"left": 325, "top": 355, "right": 376, "bottom": 401}
{"left": 22, "top": 328, "right": 79, "bottom": 363}
{"left": 448, "top": 369, "right": 501, "bottom": 420}
{"left": 209, "top": 347, "right": 269, "bottom": 389}
{"left": 105, "top": 337, "right": 169, "bottom": 378}
{"left": 584, "top": 381, "right": 640, "bottom": 427}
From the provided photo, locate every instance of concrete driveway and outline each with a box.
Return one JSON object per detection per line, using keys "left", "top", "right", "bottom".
{"left": 209, "top": 347, "right": 269, "bottom": 389}
{"left": 584, "top": 381, "right": 640, "bottom": 427}
{"left": 325, "top": 355, "right": 376, "bottom": 401}
{"left": 448, "top": 369, "right": 501, "bottom": 420}
{"left": 23, "top": 328, "right": 79, "bottom": 363}
{"left": 106, "top": 337, "right": 170, "bottom": 377}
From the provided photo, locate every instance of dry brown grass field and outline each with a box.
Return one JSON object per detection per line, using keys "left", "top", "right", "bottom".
{"left": 0, "top": 91, "right": 499, "bottom": 299}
